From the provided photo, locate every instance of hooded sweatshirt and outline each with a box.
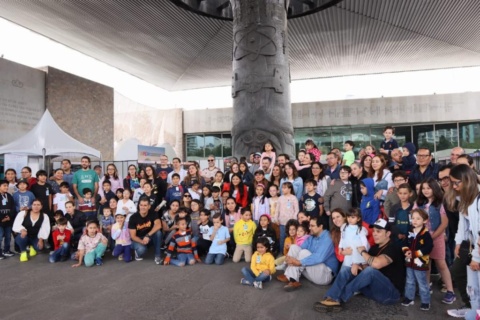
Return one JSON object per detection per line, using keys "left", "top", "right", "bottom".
{"left": 359, "top": 178, "right": 380, "bottom": 225}
{"left": 402, "top": 143, "right": 416, "bottom": 173}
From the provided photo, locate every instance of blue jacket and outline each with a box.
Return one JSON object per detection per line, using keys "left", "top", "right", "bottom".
{"left": 360, "top": 178, "right": 380, "bottom": 225}
{"left": 300, "top": 230, "right": 339, "bottom": 275}
{"left": 402, "top": 143, "right": 416, "bottom": 172}
{"left": 419, "top": 203, "right": 441, "bottom": 232}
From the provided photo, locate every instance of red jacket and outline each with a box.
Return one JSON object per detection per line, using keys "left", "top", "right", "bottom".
{"left": 222, "top": 183, "right": 249, "bottom": 208}
{"left": 52, "top": 229, "right": 72, "bottom": 250}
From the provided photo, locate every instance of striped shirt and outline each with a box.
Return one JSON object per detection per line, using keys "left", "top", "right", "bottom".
{"left": 165, "top": 230, "right": 199, "bottom": 263}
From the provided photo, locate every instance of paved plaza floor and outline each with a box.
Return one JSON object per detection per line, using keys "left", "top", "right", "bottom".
{"left": 0, "top": 251, "right": 458, "bottom": 319}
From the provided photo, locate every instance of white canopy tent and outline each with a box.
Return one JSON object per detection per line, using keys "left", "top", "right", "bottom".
{"left": 0, "top": 109, "right": 101, "bottom": 168}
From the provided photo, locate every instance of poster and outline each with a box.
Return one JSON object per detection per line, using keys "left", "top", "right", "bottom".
{"left": 4, "top": 154, "right": 28, "bottom": 178}
{"left": 138, "top": 145, "right": 165, "bottom": 163}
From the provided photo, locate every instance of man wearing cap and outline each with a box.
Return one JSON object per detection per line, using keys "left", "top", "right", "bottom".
{"left": 0, "top": 179, "right": 16, "bottom": 258}
{"left": 276, "top": 217, "right": 338, "bottom": 291}
{"left": 315, "top": 219, "right": 405, "bottom": 312}
{"left": 249, "top": 153, "right": 262, "bottom": 175}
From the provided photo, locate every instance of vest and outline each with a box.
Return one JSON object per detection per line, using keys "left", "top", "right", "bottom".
{"left": 420, "top": 203, "right": 441, "bottom": 232}
{"left": 22, "top": 211, "right": 44, "bottom": 239}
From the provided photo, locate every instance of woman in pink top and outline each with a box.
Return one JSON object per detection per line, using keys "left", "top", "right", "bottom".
{"left": 99, "top": 163, "right": 123, "bottom": 199}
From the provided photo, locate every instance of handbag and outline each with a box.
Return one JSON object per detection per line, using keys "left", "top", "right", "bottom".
{"left": 459, "top": 240, "right": 472, "bottom": 265}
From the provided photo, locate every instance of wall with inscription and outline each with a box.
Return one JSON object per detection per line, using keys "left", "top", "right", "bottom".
{"left": 0, "top": 59, "right": 45, "bottom": 145}
{"left": 183, "top": 92, "right": 480, "bottom": 133}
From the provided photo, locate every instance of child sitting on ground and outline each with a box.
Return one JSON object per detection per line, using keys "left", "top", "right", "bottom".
{"left": 111, "top": 212, "right": 132, "bottom": 262}
{"left": 72, "top": 220, "right": 107, "bottom": 268}
{"left": 197, "top": 209, "right": 213, "bottom": 256}
{"left": 164, "top": 217, "right": 201, "bottom": 267}
{"left": 205, "top": 213, "right": 230, "bottom": 265}
{"left": 275, "top": 219, "right": 298, "bottom": 270}
{"left": 241, "top": 237, "right": 276, "bottom": 289}
{"left": 49, "top": 217, "right": 71, "bottom": 263}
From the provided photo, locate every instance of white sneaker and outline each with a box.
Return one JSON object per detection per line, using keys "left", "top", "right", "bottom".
{"left": 253, "top": 281, "right": 263, "bottom": 289}
{"left": 275, "top": 264, "right": 286, "bottom": 271}
{"left": 447, "top": 307, "right": 469, "bottom": 318}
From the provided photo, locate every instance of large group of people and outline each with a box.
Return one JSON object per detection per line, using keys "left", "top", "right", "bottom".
{"left": 1, "top": 126, "right": 480, "bottom": 318}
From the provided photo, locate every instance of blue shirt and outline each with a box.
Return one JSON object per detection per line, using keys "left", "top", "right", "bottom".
{"left": 300, "top": 230, "right": 339, "bottom": 275}
{"left": 208, "top": 225, "right": 230, "bottom": 255}
{"left": 325, "top": 165, "right": 341, "bottom": 180}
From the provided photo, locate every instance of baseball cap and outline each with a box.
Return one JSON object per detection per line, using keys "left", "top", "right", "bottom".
{"left": 369, "top": 218, "right": 391, "bottom": 231}
{"left": 254, "top": 152, "right": 262, "bottom": 157}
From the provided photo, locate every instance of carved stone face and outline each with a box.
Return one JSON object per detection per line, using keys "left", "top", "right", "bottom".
{"left": 234, "top": 128, "right": 281, "bottom": 158}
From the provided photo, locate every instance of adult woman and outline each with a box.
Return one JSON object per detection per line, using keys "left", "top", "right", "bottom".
{"left": 109, "top": 197, "right": 118, "bottom": 215}
{"left": 49, "top": 168, "right": 64, "bottom": 194}
{"left": 224, "top": 163, "right": 240, "bottom": 183}
{"left": 371, "top": 155, "right": 393, "bottom": 201}
{"left": 161, "top": 200, "right": 180, "bottom": 245}
{"left": 222, "top": 173, "right": 249, "bottom": 208}
{"left": 269, "top": 164, "right": 282, "bottom": 188}
{"left": 145, "top": 165, "right": 167, "bottom": 203}
{"left": 450, "top": 164, "right": 480, "bottom": 320}
{"left": 123, "top": 164, "right": 141, "bottom": 191}
{"left": 330, "top": 208, "right": 347, "bottom": 262}
{"left": 182, "top": 164, "right": 206, "bottom": 190}
{"left": 181, "top": 192, "right": 192, "bottom": 209}
{"left": 279, "top": 163, "right": 303, "bottom": 201}
{"left": 239, "top": 162, "right": 253, "bottom": 186}
{"left": 99, "top": 164, "right": 123, "bottom": 199}
{"left": 310, "top": 162, "right": 330, "bottom": 198}
{"left": 4, "top": 168, "right": 18, "bottom": 195}
{"left": 350, "top": 162, "right": 368, "bottom": 208}
{"left": 13, "top": 199, "right": 50, "bottom": 262}
{"left": 360, "top": 154, "right": 374, "bottom": 178}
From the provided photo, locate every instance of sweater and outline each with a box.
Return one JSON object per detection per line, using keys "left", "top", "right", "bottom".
{"left": 359, "top": 178, "right": 381, "bottom": 225}
{"left": 111, "top": 222, "right": 132, "bottom": 246}
{"left": 52, "top": 229, "right": 72, "bottom": 250}
{"left": 250, "top": 251, "right": 276, "bottom": 276}
{"left": 274, "top": 194, "right": 299, "bottom": 225}
{"left": 233, "top": 219, "right": 257, "bottom": 245}
{"left": 323, "top": 180, "right": 352, "bottom": 214}
{"left": 165, "top": 230, "right": 199, "bottom": 263}
{"left": 406, "top": 226, "right": 433, "bottom": 271}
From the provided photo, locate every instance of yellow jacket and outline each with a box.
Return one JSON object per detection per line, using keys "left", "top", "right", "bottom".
{"left": 233, "top": 219, "right": 257, "bottom": 245}
{"left": 251, "top": 252, "right": 276, "bottom": 276}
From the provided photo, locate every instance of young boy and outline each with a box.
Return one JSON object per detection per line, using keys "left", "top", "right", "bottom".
{"left": 401, "top": 143, "right": 417, "bottom": 174}
{"left": 359, "top": 178, "right": 381, "bottom": 225}
{"left": 210, "top": 186, "right": 223, "bottom": 216}
{"left": 30, "top": 170, "right": 53, "bottom": 215}
{"left": 197, "top": 209, "right": 213, "bottom": 256}
{"left": 49, "top": 217, "right": 71, "bottom": 263}
{"left": 384, "top": 170, "right": 408, "bottom": 218}
{"left": 77, "top": 188, "right": 97, "bottom": 221}
{"left": 164, "top": 217, "right": 201, "bottom": 267}
{"left": 100, "top": 207, "right": 115, "bottom": 250}
{"left": 323, "top": 166, "right": 353, "bottom": 221}
{"left": 165, "top": 173, "right": 184, "bottom": 204}
{"left": 390, "top": 183, "right": 414, "bottom": 245}
{"left": 379, "top": 126, "right": 399, "bottom": 158}
{"left": 53, "top": 182, "right": 73, "bottom": 215}
{"left": 205, "top": 213, "right": 230, "bottom": 265}
{"left": 0, "top": 179, "right": 15, "bottom": 258}
{"left": 300, "top": 179, "right": 322, "bottom": 221}
{"left": 111, "top": 212, "right": 132, "bottom": 262}
{"left": 232, "top": 208, "right": 257, "bottom": 263}
{"left": 342, "top": 140, "right": 355, "bottom": 167}
{"left": 132, "top": 178, "right": 147, "bottom": 205}
{"left": 98, "top": 180, "right": 116, "bottom": 214}
{"left": 13, "top": 179, "right": 35, "bottom": 213}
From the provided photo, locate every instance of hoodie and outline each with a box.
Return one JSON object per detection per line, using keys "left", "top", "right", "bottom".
{"left": 402, "top": 143, "right": 416, "bottom": 173}
{"left": 359, "top": 178, "right": 380, "bottom": 225}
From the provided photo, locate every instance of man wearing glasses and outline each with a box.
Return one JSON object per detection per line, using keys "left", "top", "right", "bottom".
{"left": 408, "top": 147, "right": 439, "bottom": 189}
{"left": 201, "top": 155, "right": 220, "bottom": 183}
{"left": 249, "top": 153, "right": 261, "bottom": 175}
{"left": 450, "top": 147, "right": 465, "bottom": 164}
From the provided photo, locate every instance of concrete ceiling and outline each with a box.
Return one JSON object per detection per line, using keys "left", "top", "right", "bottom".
{"left": 1, "top": 0, "right": 480, "bottom": 91}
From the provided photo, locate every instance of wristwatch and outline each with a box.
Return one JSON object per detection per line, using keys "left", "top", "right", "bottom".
{"left": 144, "top": 234, "right": 150, "bottom": 238}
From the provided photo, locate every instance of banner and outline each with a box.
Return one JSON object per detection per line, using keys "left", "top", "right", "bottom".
{"left": 138, "top": 145, "right": 165, "bottom": 163}
{"left": 4, "top": 154, "right": 29, "bottom": 178}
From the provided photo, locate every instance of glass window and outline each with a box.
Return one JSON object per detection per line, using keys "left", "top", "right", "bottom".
{"left": 460, "top": 122, "right": 480, "bottom": 151}
{"left": 435, "top": 123, "right": 458, "bottom": 161}
{"left": 222, "top": 134, "right": 232, "bottom": 158}
{"left": 331, "top": 127, "right": 351, "bottom": 151}
{"left": 313, "top": 127, "right": 332, "bottom": 158}
{"left": 294, "top": 128, "right": 313, "bottom": 155}
{"left": 204, "top": 134, "right": 222, "bottom": 158}
{"left": 370, "top": 127, "right": 384, "bottom": 153}
{"left": 392, "top": 126, "right": 411, "bottom": 148}
{"left": 413, "top": 125, "right": 434, "bottom": 154}
{"left": 186, "top": 134, "right": 205, "bottom": 160}
{"left": 351, "top": 127, "right": 370, "bottom": 157}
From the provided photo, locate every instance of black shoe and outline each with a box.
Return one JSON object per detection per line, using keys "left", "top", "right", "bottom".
{"left": 0, "top": 252, "right": 5, "bottom": 260}
{"left": 60, "top": 255, "right": 69, "bottom": 262}
{"left": 3, "top": 250, "right": 14, "bottom": 257}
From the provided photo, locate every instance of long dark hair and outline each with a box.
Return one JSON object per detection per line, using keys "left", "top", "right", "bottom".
{"left": 450, "top": 164, "right": 479, "bottom": 213}
{"left": 310, "top": 161, "right": 325, "bottom": 180}
{"left": 229, "top": 173, "right": 245, "bottom": 198}
{"left": 330, "top": 208, "right": 347, "bottom": 246}
{"left": 283, "top": 163, "right": 299, "bottom": 180}
{"left": 416, "top": 177, "right": 444, "bottom": 208}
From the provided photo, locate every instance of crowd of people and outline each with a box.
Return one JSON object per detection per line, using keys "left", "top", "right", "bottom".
{"left": 1, "top": 125, "right": 480, "bottom": 318}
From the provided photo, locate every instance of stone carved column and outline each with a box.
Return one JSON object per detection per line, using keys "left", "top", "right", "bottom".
{"left": 230, "top": 0, "right": 294, "bottom": 158}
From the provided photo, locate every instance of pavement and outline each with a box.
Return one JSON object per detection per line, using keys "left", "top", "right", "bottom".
{"left": 0, "top": 251, "right": 461, "bottom": 320}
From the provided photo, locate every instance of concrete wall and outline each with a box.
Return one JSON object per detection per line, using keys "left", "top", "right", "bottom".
{"left": 0, "top": 59, "right": 45, "bottom": 145}
{"left": 45, "top": 67, "right": 114, "bottom": 160}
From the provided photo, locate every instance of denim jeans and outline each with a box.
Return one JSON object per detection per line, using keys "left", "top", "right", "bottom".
{"left": 15, "top": 235, "right": 40, "bottom": 252}
{"left": 279, "top": 224, "right": 286, "bottom": 254}
{"left": 205, "top": 253, "right": 225, "bottom": 265}
{"left": 131, "top": 230, "right": 162, "bottom": 258}
{"left": 466, "top": 267, "right": 480, "bottom": 320}
{"left": 0, "top": 226, "right": 12, "bottom": 252}
{"left": 113, "top": 244, "right": 132, "bottom": 262}
{"left": 241, "top": 267, "right": 271, "bottom": 284}
{"left": 49, "top": 243, "right": 70, "bottom": 263}
{"left": 170, "top": 253, "right": 195, "bottom": 267}
{"left": 326, "top": 266, "right": 400, "bottom": 304}
{"left": 404, "top": 267, "right": 430, "bottom": 304}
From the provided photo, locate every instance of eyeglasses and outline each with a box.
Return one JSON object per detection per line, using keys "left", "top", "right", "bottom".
{"left": 417, "top": 154, "right": 431, "bottom": 158}
{"left": 451, "top": 180, "right": 462, "bottom": 187}
{"left": 183, "top": 195, "right": 191, "bottom": 198}
{"left": 208, "top": 160, "right": 214, "bottom": 162}
{"left": 437, "top": 177, "right": 451, "bottom": 183}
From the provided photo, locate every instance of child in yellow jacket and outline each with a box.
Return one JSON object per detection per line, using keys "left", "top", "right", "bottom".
{"left": 240, "top": 237, "right": 276, "bottom": 289}
{"left": 233, "top": 208, "right": 257, "bottom": 263}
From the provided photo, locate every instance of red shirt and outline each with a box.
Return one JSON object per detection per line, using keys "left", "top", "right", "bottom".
{"left": 52, "top": 229, "right": 72, "bottom": 250}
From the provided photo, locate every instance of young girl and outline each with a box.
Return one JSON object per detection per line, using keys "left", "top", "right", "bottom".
{"left": 212, "top": 171, "right": 224, "bottom": 190}
{"left": 201, "top": 185, "right": 213, "bottom": 213}
{"left": 274, "top": 182, "right": 300, "bottom": 254}
{"left": 241, "top": 237, "right": 275, "bottom": 289}
{"left": 414, "top": 177, "right": 455, "bottom": 303}
{"left": 305, "top": 139, "right": 321, "bottom": 162}
{"left": 72, "top": 220, "right": 108, "bottom": 267}
{"left": 365, "top": 145, "right": 376, "bottom": 158}
{"left": 162, "top": 200, "right": 180, "bottom": 246}
{"left": 297, "top": 211, "right": 310, "bottom": 224}
{"left": 295, "top": 221, "right": 310, "bottom": 246}
{"left": 116, "top": 189, "right": 137, "bottom": 220}
{"left": 233, "top": 208, "right": 257, "bottom": 263}
{"left": 402, "top": 208, "right": 434, "bottom": 311}
{"left": 252, "top": 184, "right": 270, "bottom": 224}
{"left": 252, "top": 214, "right": 278, "bottom": 257}
{"left": 268, "top": 185, "right": 279, "bottom": 217}
{"left": 294, "top": 149, "right": 308, "bottom": 171}
{"left": 223, "top": 197, "right": 242, "bottom": 256}
{"left": 275, "top": 219, "right": 298, "bottom": 269}
{"left": 116, "top": 188, "right": 124, "bottom": 200}
{"left": 260, "top": 141, "right": 276, "bottom": 173}
{"left": 197, "top": 209, "right": 213, "bottom": 256}
{"left": 339, "top": 208, "right": 369, "bottom": 270}
{"left": 390, "top": 183, "right": 413, "bottom": 245}
{"left": 111, "top": 212, "right": 132, "bottom": 262}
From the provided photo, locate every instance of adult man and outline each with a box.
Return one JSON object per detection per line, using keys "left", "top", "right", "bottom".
{"left": 408, "top": 147, "right": 438, "bottom": 189}
{"left": 201, "top": 155, "right": 220, "bottom": 183}
{"left": 61, "top": 159, "right": 74, "bottom": 194}
{"left": 277, "top": 153, "right": 290, "bottom": 168}
{"left": 249, "top": 152, "right": 261, "bottom": 175}
{"left": 325, "top": 152, "right": 341, "bottom": 180}
{"left": 72, "top": 156, "right": 99, "bottom": 204}
{"left": 389, "top": 148, "right": 404, "bottom": 172}
{"left": 276, "top": 217, "right": 338, "bottom": 291}
{"left": 30, "top": 170, "right": 53, "bottom": 215}
{"left": 21, "top": 166, "right": 37, "bottom": 190}
{"left": 315, "top": 219, "right": 404, "bottom": 312}
{"left": 128, "top": 198, "right": 163, "bottom": 264}
{"left": 0, "top": 179, "right": 15, "bottom": 258}
{"left": 261, "top": 157, "right": 273, "bottom": 180}
{"left": 450, "top": 146, "right": 465, "bottom": 164}
{"left": 156, "top": 155, "right": 173, "bottom": 181}
{"left": 64, "top": 201, "right": 86, "bottom": 249}
{"left": 167, "top": 157, "right": 187, "bottom": 186}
